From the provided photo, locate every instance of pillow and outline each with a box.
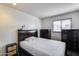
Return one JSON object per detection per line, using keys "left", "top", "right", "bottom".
{"left": 24, "top": 36, "right": 37, "bottom": 41}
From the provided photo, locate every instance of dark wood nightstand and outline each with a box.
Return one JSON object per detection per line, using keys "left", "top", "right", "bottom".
{"left": 6, "top": 43, "right": 17, "bottom": 56}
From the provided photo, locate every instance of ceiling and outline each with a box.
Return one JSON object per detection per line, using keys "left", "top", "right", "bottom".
{"left": 2, "top": 3, "right": 79, "bottom": 18}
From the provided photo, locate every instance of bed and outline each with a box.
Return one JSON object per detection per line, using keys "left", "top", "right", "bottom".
{"left": 18, "top": 30, "right": 65, "bottom": 56}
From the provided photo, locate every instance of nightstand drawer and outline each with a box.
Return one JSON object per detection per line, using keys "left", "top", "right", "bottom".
{"left": 8, "top": 45, "right": 17, "bottom": 52}
{"left": 8, "top": 50, "right": 16, "bottom": 56}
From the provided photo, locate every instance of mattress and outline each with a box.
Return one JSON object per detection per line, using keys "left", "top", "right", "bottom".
{"left": 20, "top": 37, "right": 65, "bottom": 56}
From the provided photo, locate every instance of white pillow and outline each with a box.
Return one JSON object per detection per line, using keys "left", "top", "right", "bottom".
{"left": 25, "top": 36, "right": 37, "bottom": 41}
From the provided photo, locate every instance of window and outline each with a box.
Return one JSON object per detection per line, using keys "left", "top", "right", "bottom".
{"left": 62, "top": 19, "right": 71, "bottom": 29}
{"left": 53, "top": 18, "right": 71, "bottom": 32}
{"left": 53, "top": 21, "right": 61, "bottom": 32}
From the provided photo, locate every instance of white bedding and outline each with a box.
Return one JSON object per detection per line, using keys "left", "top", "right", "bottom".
{"left": 20, "top": 37, "right": 65, "bottom": 56}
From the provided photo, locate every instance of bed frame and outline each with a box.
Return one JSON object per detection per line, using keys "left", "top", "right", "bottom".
{"left": 18, "top": 29, "right": 38, "bottom": 56}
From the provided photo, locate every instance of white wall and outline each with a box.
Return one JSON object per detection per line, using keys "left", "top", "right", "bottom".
{"left": 41, "top": 11, "right": 79, "bottom": 41}
{"left": 0, "top": 5, "right": 41, "bottom": 55}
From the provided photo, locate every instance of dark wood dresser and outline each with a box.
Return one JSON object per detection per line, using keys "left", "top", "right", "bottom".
{"left": 40, "top": 29, "right": 51, "bottom": 39}
{"left": 61, "top": 29, "right": 79, "bottom": 56}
